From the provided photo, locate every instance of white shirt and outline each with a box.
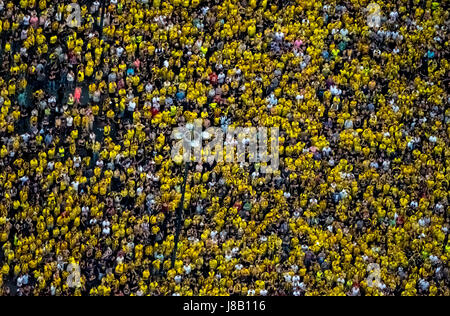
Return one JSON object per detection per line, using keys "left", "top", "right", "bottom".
{"left": 23, "top": 15, "right": 30, "bottom": 26}
{"left": 116, "top": 47, "right": 124, "bottom": 57}
{"left": 17, "top": 276, "right": 24, "bottom": 287}
{"left": 183, "top": 264, "right": 192, "bottom": 275}
{"left": 284, "top": 274, "right": 292, "bottom": 282}
{"left": 21, "top": 29, "right": 28, "bottom": 40}
{"left": 128, "top": 100, "right": 136, "bottom": 112}
{"left": 66, "top": 116, "right": 74, "bottom": 127}
{"left": 72, "top": 181, "right": 79, "bottom": 191}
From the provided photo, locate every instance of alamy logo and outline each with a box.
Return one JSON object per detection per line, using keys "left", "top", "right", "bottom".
{"left": 366, "top": 263, "right": 382, "bottom": 289}
{"left": 66, "top": 4, "right": 82, "bottom": 28}
{"left": 171, "top": 119, "right": 279, "bottom": 173}
{"left": 67, "top": 263, "right": 81, "bottom": 288}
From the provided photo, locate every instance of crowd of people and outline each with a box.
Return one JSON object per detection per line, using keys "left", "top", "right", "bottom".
{"left": 0, "top": 0, "right": 449, "bottom": 296}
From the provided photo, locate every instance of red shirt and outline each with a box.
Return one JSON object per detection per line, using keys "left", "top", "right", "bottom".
{"left": 209, "top": 73, "right": 218, "bottom": 86}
